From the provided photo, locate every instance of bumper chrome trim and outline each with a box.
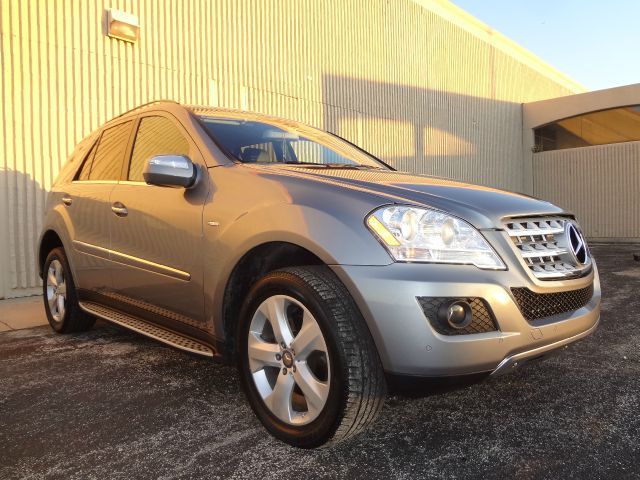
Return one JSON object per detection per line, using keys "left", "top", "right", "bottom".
{"left": 491, "top": 315, "right": 600, "bottom": 375}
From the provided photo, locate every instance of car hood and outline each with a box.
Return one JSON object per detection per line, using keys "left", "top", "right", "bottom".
{"left": 249, "top": 165, "right": 566, "bottom": 229}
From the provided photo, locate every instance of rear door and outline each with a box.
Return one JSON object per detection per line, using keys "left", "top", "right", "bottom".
{"left": 63, "top": 119, "right": 134, "bottom": 295}
{"left": 107, "top": 113, "right": 208, "bottom": 329}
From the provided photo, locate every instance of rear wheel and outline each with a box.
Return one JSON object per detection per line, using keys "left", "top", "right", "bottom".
{"left": 43, "top": 247, "right": 95, "bottom": 333}
{"left": 237, "top": 266, "right": 386, "bottom": 448}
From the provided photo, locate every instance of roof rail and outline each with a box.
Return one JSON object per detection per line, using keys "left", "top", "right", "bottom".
{"left": 111, "top": 99, "right": 181, "bottom": 121}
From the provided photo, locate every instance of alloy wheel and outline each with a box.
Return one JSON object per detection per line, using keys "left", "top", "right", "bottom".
{"left": 247, "top": 295, "right": 331, "bottom": 425}
{"left": 46, "top": 259, "right": 67, "bottom": 322}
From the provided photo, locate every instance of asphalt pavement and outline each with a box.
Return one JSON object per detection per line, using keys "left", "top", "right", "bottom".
{"left": 1, "top": 244, "right": 638, "bottom": 479}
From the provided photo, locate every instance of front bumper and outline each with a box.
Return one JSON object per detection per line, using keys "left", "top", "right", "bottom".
{"left": 330, "top": 259, "right": 601, "bottom": 377}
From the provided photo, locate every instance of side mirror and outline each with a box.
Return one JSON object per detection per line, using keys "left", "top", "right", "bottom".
{"left": 143, "top": 155, "right": 197, "bottom": 188}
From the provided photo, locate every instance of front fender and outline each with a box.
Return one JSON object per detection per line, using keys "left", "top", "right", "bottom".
{"left": 219, "top": 203, "right": 393, "bottom": 266}
{"left": 203, "top": 201, "right": 394, "bottom": 339}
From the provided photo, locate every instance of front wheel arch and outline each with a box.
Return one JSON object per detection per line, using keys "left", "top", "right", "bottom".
{"left": 221, "top": 241, "right": 324, "bottom": 359}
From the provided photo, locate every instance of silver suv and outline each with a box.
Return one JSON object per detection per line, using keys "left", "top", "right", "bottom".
{"left": 38, "top": 101, "right": 601, "bottom": 447}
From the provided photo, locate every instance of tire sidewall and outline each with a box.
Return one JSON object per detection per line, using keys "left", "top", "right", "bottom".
{"left": 237, "top": 270, "right": 347, "bottom": 447}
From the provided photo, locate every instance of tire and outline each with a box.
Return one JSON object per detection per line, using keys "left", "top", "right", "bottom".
{"left": 42, "top": 247, "right": 95, "bottom": 333}
{"left": 237, "top": 265, "right": 386, "bottom": 448}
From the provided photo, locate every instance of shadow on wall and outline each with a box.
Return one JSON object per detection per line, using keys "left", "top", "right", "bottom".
{"left": 0, "top": 168, "right": 46, "bottom": 299}
{"left": 321, "top": 75, "right": 525, "bottom": 192}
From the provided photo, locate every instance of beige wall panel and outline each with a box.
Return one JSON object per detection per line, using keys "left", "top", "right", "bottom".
{"left": 1, "top": 0, "right": 578, "bottom": 297}
{"left": 532, "top": 142, "right": 640, "bottom": 241}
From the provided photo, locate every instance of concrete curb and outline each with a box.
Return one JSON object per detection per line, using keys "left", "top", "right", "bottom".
{"left": 0, "top": 295, "right": 48, "bottom": 332}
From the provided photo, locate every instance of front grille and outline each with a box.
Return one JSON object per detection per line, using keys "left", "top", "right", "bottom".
{"left": 504, "top": 216, "right": 592, "bottom": 280}
{"left": 417, "top": 297, "right": 498, "bottom": 335}
{"left": 511, "top": 283, "right": 594, "bottom": 322}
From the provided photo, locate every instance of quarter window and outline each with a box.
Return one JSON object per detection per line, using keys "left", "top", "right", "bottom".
{"left": 76, "top": 141, "right": 98, "bottom": 181}
{"left": 129, "top": 116, "right": 190, "bottom": 182}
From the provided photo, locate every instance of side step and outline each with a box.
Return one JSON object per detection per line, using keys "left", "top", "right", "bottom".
{"left": 79, "top": 301, "right": 215, "bottom": 357}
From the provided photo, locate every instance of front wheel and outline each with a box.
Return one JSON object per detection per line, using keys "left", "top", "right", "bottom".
{"left": 237, "top": 266, "right": 386, "bottom": 448}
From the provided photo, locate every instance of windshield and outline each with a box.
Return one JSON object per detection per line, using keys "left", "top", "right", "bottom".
{"left": 197, "top": 116, "right": 388, "bottom": 169}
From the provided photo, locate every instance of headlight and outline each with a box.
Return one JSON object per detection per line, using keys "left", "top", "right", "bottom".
{"left": 366, "top": 205, "right": 506, "bottom": 269}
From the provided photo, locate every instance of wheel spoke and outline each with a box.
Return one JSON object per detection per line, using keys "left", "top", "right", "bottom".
{"left": 261, "top": 297, "right": 294, "bottom": 346}
{"left": 247, "top": 333, "right": 281, "bottom": 372}
{"left": 291, "top": 311, "right": 326, "bottom": 360}
{"left": 47, "top": 269, "right": 58, "bottom": 287}
{"left": 56, "top": 294, "right": 65, "bottom": 319}
{"left": 48, "top": 293, "right": 57, "bottom": 312}
{"left": 293, "top": 362, "right": 329, "bottom": 416}
{"left": 265, "top": 372, "right": 295, "bottom": 423}
{"left": 54, "top": 263, "right": 64, "bottom": 285}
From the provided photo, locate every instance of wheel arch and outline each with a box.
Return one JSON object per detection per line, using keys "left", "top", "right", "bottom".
{"left": 38, "top": 229, "right": 65, "bottom": 278}
{"left": 221, "top": 241, "right": 325, "bottom": 358}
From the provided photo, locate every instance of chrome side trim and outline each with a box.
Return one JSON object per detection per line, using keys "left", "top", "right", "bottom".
{"left": 118, "top": 180, "right": 149, "bottom": 186}
{"left": 71, "top": 180, "right": 119, "bottom": 185}
{"left": 109, "top": 250, "right": 191, "bottom": 281}
{"left": 491, "top": 316, "right": 599, "bottom": 375}
{"left": 72, "top": 240, "right": 191, "bottom": 281}
{"left": 72, "top": 240, "right": 110, "bottom": 259}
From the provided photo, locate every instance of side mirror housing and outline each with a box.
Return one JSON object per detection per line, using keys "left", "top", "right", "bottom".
{"left": 143, "top": 155, "right": 197, "bottom": 188}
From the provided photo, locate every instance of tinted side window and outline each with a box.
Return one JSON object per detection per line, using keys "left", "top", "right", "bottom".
{"left": 88, "top": 121, "right": 132, "bottom": 181}
{"left": 129, "top": 116, "right": 190, "bottom": 182}
{"left": 76, "top": 141, "right": 98, "bottom": 181}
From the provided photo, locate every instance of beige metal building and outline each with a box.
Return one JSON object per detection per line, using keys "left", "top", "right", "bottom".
{"left": 524, "top": 83, "right": 640, "bottom": 243}
{"left": 0, "top": 0, "right": 632, "bottom": 300}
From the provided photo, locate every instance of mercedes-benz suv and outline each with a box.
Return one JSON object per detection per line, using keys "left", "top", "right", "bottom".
{"left": 38, "top": 101, "right": 600, "bottom": 447}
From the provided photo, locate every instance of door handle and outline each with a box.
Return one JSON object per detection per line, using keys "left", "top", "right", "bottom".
{"left": 111, "top": 202, "right": 128, "bottom": 217}
{"left": 62, "top": 195, "right": 72, "bottom": 206}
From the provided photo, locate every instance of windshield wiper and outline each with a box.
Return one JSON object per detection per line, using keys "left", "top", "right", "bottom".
{"left": 281, "top": 162, "right": 383, "bottom": 170}
{"left": 282, "top": 161, "right": 329, "bottom": 166}
{"left": 328, "top": 164, "right": 383, "bottom": 170}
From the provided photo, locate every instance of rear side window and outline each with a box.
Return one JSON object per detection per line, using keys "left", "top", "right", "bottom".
{"left": 76, "top": 121, "right": 132, "bottom": 181}
{"left": 89, "top": 121, "right": 133, "bottom": 181}
{"left": 129, "top": 116, "right": 190, "bottom": 182}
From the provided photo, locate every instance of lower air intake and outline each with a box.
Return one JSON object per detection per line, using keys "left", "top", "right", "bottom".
{"left": 511, "top": 284, "right": 594, "bottom": 322}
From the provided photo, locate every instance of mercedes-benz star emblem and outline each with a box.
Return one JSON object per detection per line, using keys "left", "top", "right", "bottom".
{"left": 566, "top": 222, "right": 588, "bottom": 265}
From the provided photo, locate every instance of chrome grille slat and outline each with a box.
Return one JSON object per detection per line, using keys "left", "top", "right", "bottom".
{"left": 520, "top": 248, "right": 568, "bottom": 258}
{"left": 509, "top": 227, "right": 564, "bottom": 236}
{"left": 504, "top": 216, "right": 591, "bottom": 280}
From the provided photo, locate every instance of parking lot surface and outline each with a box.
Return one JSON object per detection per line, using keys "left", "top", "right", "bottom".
{"left": 1, "top": 245, "right": 638, "bottom": 479}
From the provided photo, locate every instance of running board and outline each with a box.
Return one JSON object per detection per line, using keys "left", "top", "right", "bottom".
{"left": 79, "top": 301, "right": 215, "bottom": 357}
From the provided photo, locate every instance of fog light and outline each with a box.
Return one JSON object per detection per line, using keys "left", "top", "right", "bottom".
{"left": 438, "top": 300, "right": 473, "bottom": 329}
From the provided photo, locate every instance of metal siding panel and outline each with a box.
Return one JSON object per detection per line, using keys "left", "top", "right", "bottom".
{"left": 533, "top": 142, "right": 640, "bottom": 240}
{"left": 1, "top": 0, "right": 578, "bottom": 297}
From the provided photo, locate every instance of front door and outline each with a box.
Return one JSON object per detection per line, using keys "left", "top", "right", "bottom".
{"left": 67, "top": 119, "right": 133, "bottom": 295}
{"left": 107, "top": 113, "right": 208, "bottom": 329}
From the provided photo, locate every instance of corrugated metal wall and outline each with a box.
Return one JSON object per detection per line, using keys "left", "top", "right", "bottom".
{"left": 0, "top": 0, "right": 578, "bottom": 298}
{"left": 532, "top": 142, "right": 640, "bottom": 241}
